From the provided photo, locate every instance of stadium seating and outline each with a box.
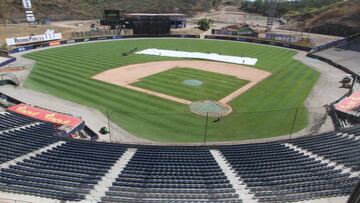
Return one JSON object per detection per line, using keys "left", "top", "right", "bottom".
{"left": 0, "top": 112, "right": 36, "bottom": 131}
{"left": 314, "top": 38, "right": 360, "bottom": 75}
{"left": 0, "top": 111, "right": 359, "bottom": 202}
{"left": 219, "top": 141, "right": 359, "bottom": 202}
{"left": 288, "top": 132, "right": 360, "bottom": 171}
{"left": 101, "top": 147, "right": 241, "bottom": 203}
{"left": 0, "top": 123, "right": 58, "bottom": 164}
{"left": 341, "top": 126, "right": 360, "bottom": 135}
{"left": 0, "top": 139, "right": 127, "bottom": 201}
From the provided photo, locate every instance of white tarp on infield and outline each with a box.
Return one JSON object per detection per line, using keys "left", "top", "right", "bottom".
{"left": 135, "top": 49, "right": 258, "bottom": 66}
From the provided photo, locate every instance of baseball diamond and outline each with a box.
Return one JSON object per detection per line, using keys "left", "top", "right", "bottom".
{"left": 24, "top": 38, "right": 320, "bottom": 142}
{"left": 0, "top": 2, "right": 359, "bottom": 203}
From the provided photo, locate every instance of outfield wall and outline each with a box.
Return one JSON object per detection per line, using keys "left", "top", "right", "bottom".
{"left": 0, "top": 57, "right": 16, "bottom": 68}
{"left": 9, "top": 34, "right": 201, "bottom": 54}
{"left": 205, "top": 35, "right": 313, "bottom": 52}
{"left": 9, "top": 33, "right": 316, "bottom": 55}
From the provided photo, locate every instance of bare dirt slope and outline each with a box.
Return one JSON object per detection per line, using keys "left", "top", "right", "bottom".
{"left": 0, "top": 0, "right": 223, "bottom": 23}
{"left": 0, "top": 20, "right": 95, "bottom": 43}
{"left": 282, "top": 0, "right": 360, "bottom": 37}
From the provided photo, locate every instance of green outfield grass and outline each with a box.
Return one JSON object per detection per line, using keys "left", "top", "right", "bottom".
{"left": 24, "top": 39, "right": 320, "bottom": 143}
{"left": 133, "top": 67, "right": 249, "bottom": 101}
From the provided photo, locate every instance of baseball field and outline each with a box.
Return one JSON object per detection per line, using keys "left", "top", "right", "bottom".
{"left": 24, "top": 38, "right": 320, "bottom": 143}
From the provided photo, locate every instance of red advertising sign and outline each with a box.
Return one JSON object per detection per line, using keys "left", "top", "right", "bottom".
{"left": 49, "top": 41, "right": 61, "bottom": 46}
{"left": 335, "top": 91, "right": 360, "bottom": 113}
{"left": 7, "top": 104, "right": 83, "bottom": 127}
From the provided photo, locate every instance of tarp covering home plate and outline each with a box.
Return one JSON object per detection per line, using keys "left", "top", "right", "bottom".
{"left": 136, "top": 49, "right": 258, "bottom": 65}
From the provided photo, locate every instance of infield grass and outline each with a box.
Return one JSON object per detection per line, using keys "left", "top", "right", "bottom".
{"left": 24, "top": 39, "right": 320, "bottom": 143}
{"left": 133, "top": 67, "right": 249, "bottom": 101}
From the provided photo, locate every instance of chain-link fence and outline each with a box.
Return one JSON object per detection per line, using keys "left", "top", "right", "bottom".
{"left": 105, "top": 107, "right": 331, "bottom": 144}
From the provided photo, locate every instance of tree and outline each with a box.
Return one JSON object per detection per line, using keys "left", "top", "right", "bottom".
{"left": 212, "top": 0, "right": 217, "bottom": 7}
{"left": 197, "top": 18, "right": 211, "bottom": 31}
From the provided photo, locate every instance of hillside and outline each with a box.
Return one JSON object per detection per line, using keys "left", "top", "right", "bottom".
{"left": 241, "top": 0, "right": 360, "bottom": 37}
{"left": 290, "top": 0, "right": 360, "bottom": 36}
{"left": 1, "top": 0, "right": 358, "bottom": 37}
{"left": 0, "top": 0, "right": 223, "bottom": 23}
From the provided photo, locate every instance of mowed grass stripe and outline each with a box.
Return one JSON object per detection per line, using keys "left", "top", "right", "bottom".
{"left": 135, "top": 76, "right": 244, "bottom": 100}
{"left": 28, "top": 47, "right": 171, "bottom": 67}
{"left": 28, "top": 75, "right": 201, "bottom": 139}
{"left": 29, "top": 65, "right": 185, "bottom": 112}
{"left": 137, "top": 75, "right": 243, "bottom": 95}
{"left": 25, "top": 39, "right": 319, "bottom": 142}
{"left": 161, "top": 68, "right": 243, "bottom": 84}
{"left": 230, "top": 65, "right": 311, "bottom": 111}
{"left": 229, "top": 53, "right": 313, "bottom": 111}
{"left": 30, "top": 51, "right": 124, "bottom": 67}
{"left": 137, "top": 71, "right": 243, "bottom": 92}
{"left": 35, "top": 43, "right": 296, "bottom": 108}
{"left": 28, "top": 52, "right": 150, "bottom": 72}
{"left": 135, "top": 78, "right": 228, "bottom": 101}
{"left": 139, "top": 67, "right": 246, "bottom": 87}
{"left": 133, "top": 68, "right": 248, "bottom": 101}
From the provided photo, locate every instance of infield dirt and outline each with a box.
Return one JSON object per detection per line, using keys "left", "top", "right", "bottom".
{"left": 92, "top": 60, "right": 271, "bottom": 105}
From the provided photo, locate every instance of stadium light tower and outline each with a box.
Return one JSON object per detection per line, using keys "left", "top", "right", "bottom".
{"left": 0, "top": 2, "right": 9, "bottom": 51}
{"left": 265, "top": 0, "right": 280, "bottom": 32}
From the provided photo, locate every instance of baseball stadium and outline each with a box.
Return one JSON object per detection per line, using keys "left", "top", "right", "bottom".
{"left": 0, "top": 0, "right": 359, "bottom": 203}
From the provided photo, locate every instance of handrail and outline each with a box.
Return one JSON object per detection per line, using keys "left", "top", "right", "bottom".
{"left": 0, "top": 73, "right": 20, "bottom": 86}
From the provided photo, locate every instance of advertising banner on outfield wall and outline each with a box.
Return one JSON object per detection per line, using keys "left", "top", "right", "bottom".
{"left": 49, "top": 41, "right": 61, "bottom": 46}
{"left": 6, "top": 29, "right": 62, "bottom": 46}
{"left": 8, "top": 104, "right": 83, "bottom": 127}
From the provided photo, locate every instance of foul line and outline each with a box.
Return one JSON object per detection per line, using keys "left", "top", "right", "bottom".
{"left": 124, "top": 85, "right": 192, "bottom": 105}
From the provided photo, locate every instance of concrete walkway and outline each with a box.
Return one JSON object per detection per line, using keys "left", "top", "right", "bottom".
{"left": 293, "top": 51, "right": 348, "bottom": 134}
{"left": 82, "top": 148, "right": 137, "bottom": 203}
{"left": 210, "top": 149, "right": 257, "bottom": 203}
{"left": 0, "top": 85, "right": 149, "bottom": 143}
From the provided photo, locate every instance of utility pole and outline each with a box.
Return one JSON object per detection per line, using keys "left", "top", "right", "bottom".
{"left": 106, "top": 109, "right": 112, "bottom": 142}
{"left": 203, "top": 112, "right": 209, "bottom": 145}
{"left": 289, "top": 107, "right": 299, "bottom": 139}
{"left": 0, "top": 1, "right": 8, "bottom": 48}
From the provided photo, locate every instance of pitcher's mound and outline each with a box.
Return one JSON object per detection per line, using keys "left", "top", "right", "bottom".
{"left": 189, "top": 100, "right": 232, "bottom": 117}
{"left": 182, "top": 79, "right": 203, "bottom": 86}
